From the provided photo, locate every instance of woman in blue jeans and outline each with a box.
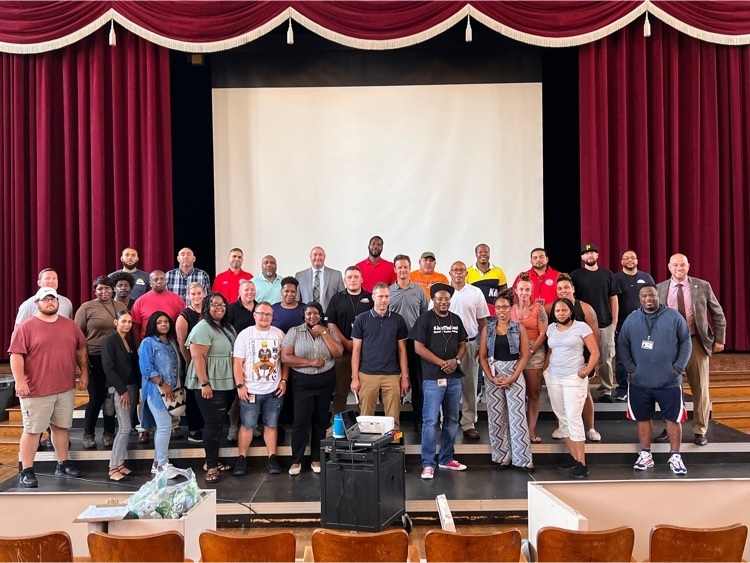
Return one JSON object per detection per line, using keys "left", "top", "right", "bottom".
{"left": 139, "top": 311, "right": 181, "bottom": 472}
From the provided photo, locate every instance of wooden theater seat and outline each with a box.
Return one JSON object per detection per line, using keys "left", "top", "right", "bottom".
{"left": 536, "top": 526, "right": 635, "bottom": 562}
{"left": 199, "top": 529, "right": 296, "bottom": 562}
{"left": 424, "top": 529, "right": 524, "bottom": 562}
{"left": 0, "top": 531, "right": 73, "bottom": 562}
{"left": 304, "top": 528, "right": 418, "bottom": 562}
{"left": 87, "top": 531, "right": 186, "bottom": 562}
{"left": 649, "top": 523, "right": 748, "bottom": 562}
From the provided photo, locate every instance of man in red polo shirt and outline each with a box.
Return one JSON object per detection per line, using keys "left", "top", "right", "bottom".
{"left": 513, "top": 247, "right": 559, "bottom": 305}
{"left": 213, "top": 247, "right": 253, "bottom": 303}
{"left": 356, "top": 236, "right": 396, "bottom": 292}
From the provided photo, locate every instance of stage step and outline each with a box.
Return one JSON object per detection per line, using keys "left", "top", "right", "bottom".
{"left": 714, "top": 411, "right": 750, "bottom": 429}
{"left": 711, "top": 395, "right": 750, "bottom": 413}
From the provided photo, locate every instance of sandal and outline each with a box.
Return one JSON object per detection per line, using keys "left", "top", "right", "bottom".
{"left": 530, "top": 435, "right": 542, "bottom": 444}
{"left": 108, "top": 468, "right": 128, "bottom": 482}
{"left": 203, "top": 461, "right": 232, "bottom": 472}
{"left": 117, "top": 463, "right": 132, "bottom": 476}
{"left": 205, "top": 468, "right": 220, "bottom": 483}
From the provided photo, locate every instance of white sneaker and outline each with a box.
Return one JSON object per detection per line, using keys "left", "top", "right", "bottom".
{"left": 668, "top": 453, "right": 687, "bottom": 475}
{"left": 633, "top": 450, "right": 654, "bottom": 470}
{"left": 587, "top": 428, "right": 601, "bottom": 442}
{"left": 552, "top": 428, "right": 563, "bottom": 439}
{"left": 420, "top": 467, "right": 435, "bottom": 479}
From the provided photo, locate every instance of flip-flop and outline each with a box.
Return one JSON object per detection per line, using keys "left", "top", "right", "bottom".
{"left": 530, "top": 436, "right": 542, "bottom": 443}
{"left": 205, "top": 468, "right": 220, "bottom": 483}
{"left": 117, "top": 463, "right": 132, "bottom": 476}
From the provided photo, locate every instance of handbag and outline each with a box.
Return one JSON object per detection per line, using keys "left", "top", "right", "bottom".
{"left": 103, "top": 387, "right": 116, "bottom": 417}
{"left": 160, "top": 382, "right": 187, "bottom": 417}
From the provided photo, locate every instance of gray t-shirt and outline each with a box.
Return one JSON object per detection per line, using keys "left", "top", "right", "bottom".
{"left": 16, "top": 295, "right": 74, "bottom": 325}
{"left": 545, "top": 321, "right": 592, "bottom": 376}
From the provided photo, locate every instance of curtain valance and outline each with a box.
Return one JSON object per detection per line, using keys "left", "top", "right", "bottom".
{"left": 2, "top": 1, "right": 750, "bottom": 54}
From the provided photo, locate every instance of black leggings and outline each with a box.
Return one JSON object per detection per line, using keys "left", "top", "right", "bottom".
{"left": 290, "top": 368, "right": 335, "bottom": 464}
{"left": 194, "top": 389, "right": 234, "bottom": 469}
{"left": 84, "top": 355, "right": 116, "bottom": 435}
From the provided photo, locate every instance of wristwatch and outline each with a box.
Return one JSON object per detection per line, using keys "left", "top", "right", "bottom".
{"left": 236, "top": 383, "right": 245, "bottom": 390}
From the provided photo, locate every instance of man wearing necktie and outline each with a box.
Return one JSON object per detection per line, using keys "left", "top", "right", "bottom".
{"left": 295, "top": 246, "right": 345, "bottom": 313}
{"left": 656, "top": 253, "right": 726, "bottom": 446}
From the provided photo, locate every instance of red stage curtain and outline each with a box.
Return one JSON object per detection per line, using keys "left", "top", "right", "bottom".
{"left": 0, "top": 28, "right": 173, "bottom": 357}
{"left": 579, "top": 18, "right": 750, "bottom": 350}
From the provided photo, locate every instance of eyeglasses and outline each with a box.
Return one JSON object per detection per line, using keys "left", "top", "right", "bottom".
{"left": 38, "top": 296, "right": 58, "bottom": 302}
{"left": 254, "top": 311, "right": 273, "bottom": 317}
{"left": 210, "top": 303, "right": 227, "bottom": 309}
{"left": 495, "top": 305, "right": 511, "bottom": 310}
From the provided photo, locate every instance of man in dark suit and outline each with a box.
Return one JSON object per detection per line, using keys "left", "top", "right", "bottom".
{"left": 656, "top": 253, "right": 726, "bottom": 446}
{"left": 295, "top": 246, "right": 345, "bottom": 313}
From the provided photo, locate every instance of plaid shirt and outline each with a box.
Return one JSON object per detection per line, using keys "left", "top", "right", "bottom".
{"left": 165, "top": 267, "right": 211, "bottom": 304}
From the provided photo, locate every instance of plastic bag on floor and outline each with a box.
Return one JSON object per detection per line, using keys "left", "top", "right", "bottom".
{"left": 127, "top": 466, "right": 201, "bottom": 519}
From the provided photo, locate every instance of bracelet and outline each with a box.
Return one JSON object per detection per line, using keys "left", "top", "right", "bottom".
{"left": 279, "top": 380, "right": 287, "bottom": 384}
{"left": 201, "top": 381, "right": 211, "bottom": 388}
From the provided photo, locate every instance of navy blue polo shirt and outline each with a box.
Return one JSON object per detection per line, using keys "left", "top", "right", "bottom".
{"left": 351, "top": 309, "right": 408, "bottom": 375}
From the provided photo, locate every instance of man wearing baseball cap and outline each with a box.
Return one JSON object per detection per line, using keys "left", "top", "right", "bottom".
{"left": 571, "top": 244, "right": 621, "bottom": 402}
{"left": 9, "top": 288, "right": 89, "bottom": 488}
{"left": 409, "top": 252, "right": 449, "bottom": 298}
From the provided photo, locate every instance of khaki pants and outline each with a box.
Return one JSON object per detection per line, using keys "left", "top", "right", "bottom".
{"left": 685, "top": 335, "right": 711, "bottom": 435}
{"left": 358, "top": 373, "right": 402, "bottom": 431}
{"left": 460, "top": 339, "right": 479, "bottom": 431}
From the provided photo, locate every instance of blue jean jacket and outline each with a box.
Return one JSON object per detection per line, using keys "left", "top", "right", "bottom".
{"left": 485, "top": 318, "right": 521, "bottom": 361}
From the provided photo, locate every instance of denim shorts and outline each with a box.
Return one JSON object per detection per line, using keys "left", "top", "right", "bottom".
{"left": 239, "top": 392, "right": 283, "bottom": 429}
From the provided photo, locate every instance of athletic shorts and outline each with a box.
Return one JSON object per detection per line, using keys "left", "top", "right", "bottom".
{"left": 626, "top": 384, "right": 688, "bottom": 423}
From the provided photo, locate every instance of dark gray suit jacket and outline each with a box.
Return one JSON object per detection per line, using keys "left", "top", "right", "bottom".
{"left": 656, "top": 276, "right": 726, "bottom": 355}
{"left": 295, "top": 266, "right": 345, "bottom": 312}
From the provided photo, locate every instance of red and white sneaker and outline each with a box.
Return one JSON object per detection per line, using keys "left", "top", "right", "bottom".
{"left": 439, "top": 460, "right": 467, "bottom": 471}
{"left": 420, "top": 467, "right": 435, "bottom": 479}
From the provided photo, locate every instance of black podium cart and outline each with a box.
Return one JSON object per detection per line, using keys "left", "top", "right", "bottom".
{"left": 320, "top": 434, "right": 407, "bottom": 532}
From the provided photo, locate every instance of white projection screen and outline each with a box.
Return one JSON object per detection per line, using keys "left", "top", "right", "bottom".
{"left": 212, "top": 83, "right": 543, "bottom": 280}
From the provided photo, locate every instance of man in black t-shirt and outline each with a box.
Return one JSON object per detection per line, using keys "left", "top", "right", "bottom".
{"left": 326, "top": 266, "right": 373, "bottom": 414}
{"left": 409, "top": 283, "right": 468, "bottom": 479}
{"left": 570, "top": 244, "right": 621, "bottom": 402}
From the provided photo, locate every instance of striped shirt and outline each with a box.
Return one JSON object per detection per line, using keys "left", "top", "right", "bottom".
{"left": 281, "top": 324, "right": 340, "bottom": 375}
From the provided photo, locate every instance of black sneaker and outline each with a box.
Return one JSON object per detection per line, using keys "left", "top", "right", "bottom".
{"left": 654, "top": 429, "right": 669, "bottom": 443}
{"left": 188, "top": 430, "right": 203, "bottom": 443}
{"left": 19, "top": 468, "right": 38, "bottom": 488}
{"left": 599, "top": 394, "right": 614, "bottom": 403}
{"left": 557, "top": 455, "right": 577, "bottom": 470}
{"left": 569, "top": 462, "right": 589, "bottom": 479}
{"left": 233, "top": 455, "right": 247, "bottom": 476}
{"left": 55, "top": 460, "right": 81, "bottom": 478}
{"left": 267, "top": 455, "right": 281, "bottom": 474}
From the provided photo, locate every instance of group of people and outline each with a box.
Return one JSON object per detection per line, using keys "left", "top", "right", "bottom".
{"left": 8, "top": 237, "right": 726, "bottom": 487}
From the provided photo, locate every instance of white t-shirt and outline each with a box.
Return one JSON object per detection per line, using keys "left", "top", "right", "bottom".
{"left": 545, "top": 321, "right": 592, "bottom": 376}
{"left": 233, "top": 325, "right": 285, "bottom": 394}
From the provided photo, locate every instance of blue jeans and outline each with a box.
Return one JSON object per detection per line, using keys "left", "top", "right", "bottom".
{"left": 146, "top": 395, "right": 172, "bottom": 467}
{"left": 421, "top": 378, "right": 462, "bottom": 468}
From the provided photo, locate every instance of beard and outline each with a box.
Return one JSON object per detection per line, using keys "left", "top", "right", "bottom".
{"left": 584, "top": 258, "right": 597, "bottom": 267}
{"left": 121, "top": 258, "right": 139, "bottom": 270}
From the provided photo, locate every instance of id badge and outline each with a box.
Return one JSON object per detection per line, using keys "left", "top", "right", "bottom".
{"left": 248, "top": 394, "right": 256, "bottom": 403}
{"left": 641, "top": 339, "right": 654, "bottom": 350}
{"left": 437, "top": 378, "right": 448, "bottom": 387}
